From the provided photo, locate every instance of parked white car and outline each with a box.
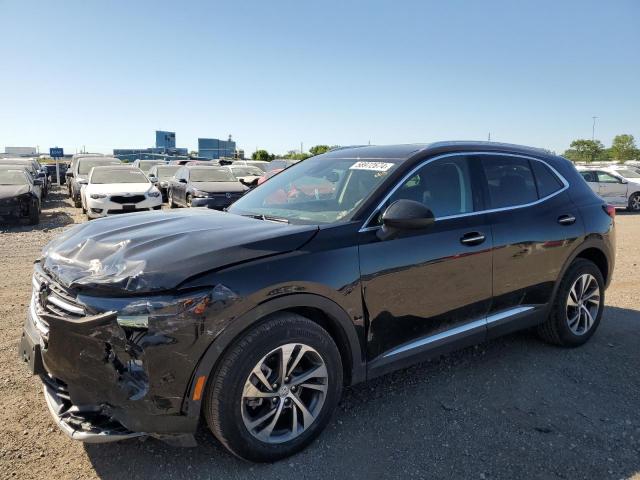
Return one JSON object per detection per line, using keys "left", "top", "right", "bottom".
{"left": 577, "top": 166, "right": 640, "bottom": 211}
{"left": 81, "top": 166, "right": 162, "bottom": 219}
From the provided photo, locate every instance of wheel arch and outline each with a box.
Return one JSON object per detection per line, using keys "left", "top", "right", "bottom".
{"left": 553, "top": 240, "right": 612, "bottom": 304}
{"left": 181, "top": 293, "right": 366, "bottom": 420}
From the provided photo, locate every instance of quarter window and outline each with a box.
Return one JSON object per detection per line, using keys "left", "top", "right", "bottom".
{"left": 531, "top": 160, "right": 564, "bottom": 198}
{"left": 482, "top": 156, "right": 538, "bottom": 208}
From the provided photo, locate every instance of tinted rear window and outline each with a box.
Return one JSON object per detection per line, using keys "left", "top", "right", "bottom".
{"left": 531, "top": 161, "right": 564, "bottom": 198}
{"left": 482, "top": 156, "right": 537, "bottom": 208}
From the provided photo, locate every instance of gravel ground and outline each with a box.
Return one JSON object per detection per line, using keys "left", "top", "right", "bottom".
{"left": 1, "top": 187, "right": 639, "bottom": 480}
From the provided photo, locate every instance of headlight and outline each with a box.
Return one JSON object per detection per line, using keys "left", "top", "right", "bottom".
{"left": 147, "top": 190, "right": 161, "bottom": 198}
{"left": 192, "top": 190, "right": 209, "bottom": 198}
{"left": 90, "top": 193, "right": 107, "bottom": 199}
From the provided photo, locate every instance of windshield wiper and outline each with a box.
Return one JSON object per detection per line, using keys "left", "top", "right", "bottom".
{"left": 242, "top": 214, "right": 290, "bottom": 224}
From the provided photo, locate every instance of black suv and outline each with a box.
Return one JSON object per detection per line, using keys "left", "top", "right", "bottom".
{"left": 19, "top": 142, "right": 615, "bottom": 461}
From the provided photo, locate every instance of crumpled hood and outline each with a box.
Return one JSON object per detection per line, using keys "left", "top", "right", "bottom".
{"left": 0, "top": 185, "right": 30, "bottom": 199}
{"left": 41, "top": 209, "right": 318, "bottom": 294}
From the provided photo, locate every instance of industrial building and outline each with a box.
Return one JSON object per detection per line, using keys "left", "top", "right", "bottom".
{"left": 113, "top": 130, "right": 187, "bottom": 162}
{"left": 198, "top": 137, "right": 236, "bottom": 160}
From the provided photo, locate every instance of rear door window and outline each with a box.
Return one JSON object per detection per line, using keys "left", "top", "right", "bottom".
{"left": 481, "top": 156, "right": 538, "bottom": 208}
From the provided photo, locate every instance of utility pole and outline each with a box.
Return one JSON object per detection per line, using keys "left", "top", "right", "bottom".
{"left": 300, "top": 142, "right": 304, "bottom": 155}
{"left": 592, "top": 116, "right": 598, "bottom": 141}
{"left": 488, "top": 132, "right": 491, "bottom": 142}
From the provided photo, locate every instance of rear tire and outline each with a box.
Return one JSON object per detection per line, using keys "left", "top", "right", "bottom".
{"left": 168, "top": 190, "right": 177, "bottom": 208}
{"left": 73, "top": 196, "right": 81, "bottom": 208}
{"left": 627, "top": 192, "right": 640, "bottom": 212}
{"left": 203, "top": 313, "right": 343, "bottom": 462}
{"left": 537, "top": 258, "right": 605, "bottom": 347}
{"left": 186, "top": 194, "right": 192, "bottom": 208}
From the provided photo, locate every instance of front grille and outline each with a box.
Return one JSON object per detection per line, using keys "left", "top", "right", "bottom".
{"left": 107, "top": 208, "right": 148, "bottom": 214}
{"left": 31, "top": 266, "right": 86, "bottom": 338}
{"left": 109, "top": 195, "right": 145, "bottom": 204}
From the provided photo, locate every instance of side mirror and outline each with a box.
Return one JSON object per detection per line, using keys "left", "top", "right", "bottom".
{"left": 179, "top": 178, "right": 187, "bottom": 183}
{"left": 66, "top": 171, "right": 74, "bottom": 178}
{"left": 621, "top": 179, "right": 628, "bottom": 184}
{"left": 377, "top": 199, "right": 435, "bottom": 241}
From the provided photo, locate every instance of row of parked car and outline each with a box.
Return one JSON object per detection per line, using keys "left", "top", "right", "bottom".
{"left": 0, "top": 157, "right": 53, "bottom": 225}
{"left": 576, "top": 164, "right": 640, "bottom": 211}
{"left": 63, "top": 154, "right": 298, "bottom": 220}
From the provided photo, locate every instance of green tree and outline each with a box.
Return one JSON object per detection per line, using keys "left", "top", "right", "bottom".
{"left": 610, "top": 134, "right": 638, "bottom": 161}
{"left": 309, "top": 145, "right": 331, "bottom": 156}
{"left": 566, "top": 139, "right": 605, "bottom": 163}
{"left": 252, "top": 149, "right": 271, "bottom": 161}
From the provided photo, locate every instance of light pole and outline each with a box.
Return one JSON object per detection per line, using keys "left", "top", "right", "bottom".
{"left": 592, "top": 116, "right": 598, "bottom": 141}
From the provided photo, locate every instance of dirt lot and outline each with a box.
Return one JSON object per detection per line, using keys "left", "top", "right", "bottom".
{"left": 1, "top": 188, "right": 639, "bottom": 480}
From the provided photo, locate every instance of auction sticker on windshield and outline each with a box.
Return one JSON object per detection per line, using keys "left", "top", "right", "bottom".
{"left": 349, "top": 161, "right": 395, "bottom": 172}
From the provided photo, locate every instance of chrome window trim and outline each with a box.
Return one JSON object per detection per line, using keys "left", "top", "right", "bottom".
{"left": 359, "top": 151, "right": 570, "bottom": 232}
{"left": 382, "top": 306, "right": 535, "bottom": 359}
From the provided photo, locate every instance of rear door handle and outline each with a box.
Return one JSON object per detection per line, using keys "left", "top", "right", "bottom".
{"left": 558, "top": 214, "right": 576, "bottom": 225}
{"left": 460, "top": 232, "right": 486, "bottom": 246}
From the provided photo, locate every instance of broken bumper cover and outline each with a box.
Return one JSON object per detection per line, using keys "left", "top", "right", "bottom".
{"left": 42, "top": 375, "right": 145, "bottom": 443}
{"left": 18, "top": 265, "right": 236, "bottom": 441}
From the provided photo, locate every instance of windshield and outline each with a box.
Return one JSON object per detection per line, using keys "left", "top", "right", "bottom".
{"left": 0, "top": 170, "right": 29, "bottom": 185}
{"left": 91, "top": 169, "right": 149, "bottom": 184}
{"left": 156, "top": 166, "right": 180, "bottom": 180}
{"left": 191, "top": 168, "right": 236, "bottom": 182}
{"left": 231, "top": 166, "right": 263, "bottom": 177}
{"left": 138, "top": 161, "right": 165, "bottom": 172}
{"left": 615, "top": 169, "right": 640, "bottom": 179}
{"left": 228, "top": 156, "right": 400, "bottom": 224}
{"left": 78, "top": 159, "right": 122, "bottom": 175}
{"left": 0, "top": 162, "right": 35, "bottom": 174}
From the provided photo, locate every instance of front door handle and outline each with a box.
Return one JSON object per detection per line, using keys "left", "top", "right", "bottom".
{"left": 460, "top": 232, "right": 486, "bottom": 246}
{"left": 558, "top": 214, "right": 576, "bottom": 225}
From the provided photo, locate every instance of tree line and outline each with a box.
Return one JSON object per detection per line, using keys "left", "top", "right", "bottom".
{"left": 563, "top": 134, "right": 638, "bottom": 163}
{"left": 251, "top": 145, "right": 335, "bottom": 161}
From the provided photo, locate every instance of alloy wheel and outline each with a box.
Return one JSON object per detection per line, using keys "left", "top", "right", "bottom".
{"left": 241, "top": 343, "right": 328, "bottom": 444}
{"left": 566, "top": 273, "right": 601, "bottom": 335}
{"left": 631, "top": 194, "right": 640, "bottom": 211}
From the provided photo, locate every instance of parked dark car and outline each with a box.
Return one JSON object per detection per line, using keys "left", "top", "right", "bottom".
{"left": 147, "top": 164, "right": 181, "bottom": 201}
{"left": 0, "top": 168, "right": 42, "bottom": 224}
{"left": 0, "top": 158, "right": 49, "bottom": 198}
{"left": 0, "top": 163, "right": 44, "bottom": 200}
{"left": 167, "top": 165, "right": 248, "bottom": 209}
{"left": 19, "top": 142, "right": 615, "bottom": 462}
{"left": 44, "top": 163, "right": 68, "bottom": 185}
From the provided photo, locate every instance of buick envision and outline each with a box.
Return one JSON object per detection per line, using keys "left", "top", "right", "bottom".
{"left": 19, "top": 142, "right": 615, "bottom": 461}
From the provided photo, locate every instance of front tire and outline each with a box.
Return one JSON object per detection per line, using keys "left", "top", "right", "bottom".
{"left": 628, "top": 192, "right": 640, "bottom": 212}
{"left": 537, "top": 258, "right": 605, "bottom": 347}
{"left": 28, "top": 199, "right": 40, "bottom": 225}
{"left": 203, "top": 313, "right": 343, "bottom": 462}
{"left": 168, "top": 190, "right": 177, "bottom": 208}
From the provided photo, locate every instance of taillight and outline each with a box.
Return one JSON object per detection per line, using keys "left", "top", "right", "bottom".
{"left": 603, "top": 204, "right": 616, "bottom": 219}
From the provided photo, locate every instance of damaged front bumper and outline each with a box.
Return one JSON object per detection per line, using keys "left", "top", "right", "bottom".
{"left": 19, "top": 263, "right": 234, "bottom": 444}
{"left": 42, "top": 375, "right": 145, "bottom": 443}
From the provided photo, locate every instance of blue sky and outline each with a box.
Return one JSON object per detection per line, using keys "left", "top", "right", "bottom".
{"left": 1, "top": 0, "right": 638, "bottom": 155}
